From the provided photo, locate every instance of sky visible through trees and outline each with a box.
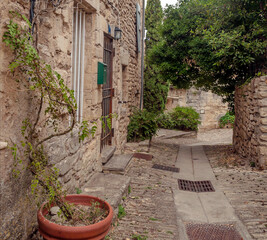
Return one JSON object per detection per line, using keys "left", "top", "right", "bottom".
{"left": 145, "top": 0, "right": 178, "bottom": 8}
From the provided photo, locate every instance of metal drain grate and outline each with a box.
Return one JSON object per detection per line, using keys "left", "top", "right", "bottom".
{"left": 186, "top": 223, "right": 243, "bottom": 240}
{"left": 152, "top": 164, "right": 179, "bottom": 172}
{"left": 178, "top": 179, "right": 215, "bottom": 192}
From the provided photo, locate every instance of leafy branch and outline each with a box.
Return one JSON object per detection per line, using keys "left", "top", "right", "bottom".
{"left": 3, "top": 11, "right": 88, "bottom": 220}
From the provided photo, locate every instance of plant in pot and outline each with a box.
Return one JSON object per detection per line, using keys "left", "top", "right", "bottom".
{"left": 3, "top": 12, "right": 113, "bottom": 239}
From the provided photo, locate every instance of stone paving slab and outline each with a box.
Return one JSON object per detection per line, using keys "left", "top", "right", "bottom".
{"left": 173, "top": 189, "right": 208, "bottom": 223}
{"left": 103, "top": 154, "right": 133, "bottom": 174}
{"left": 101, "top": 145, "right": 116, "bottom": 164}
{"left": 174, "top": 145, "right": 253, "bottom": 240}
{"left": 82, "top": 172, "right": 131, "bottom": 210}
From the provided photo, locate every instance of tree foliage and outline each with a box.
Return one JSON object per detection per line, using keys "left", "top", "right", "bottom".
{"left": 127, "top": 108, "right": 158, "bottom": 142}
{"left": 143, "top": 0, "right": 169, "bottom": 114}
{"left": 145, "top": 0, "right": 163, "bottom": 49}
{"left": 150, "top": 0, "right": 267, "bottom": 105}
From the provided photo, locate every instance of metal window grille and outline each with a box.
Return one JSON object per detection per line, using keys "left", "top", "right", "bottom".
{"left": 101, "top": 35, "right": 113, "bottom": 151}
{"left": 72, "top": 6, "right": 86, "bottom": 122}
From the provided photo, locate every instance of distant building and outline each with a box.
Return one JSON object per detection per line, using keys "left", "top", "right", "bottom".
{"left": 166, "top": 86, "right": 228, "bottom": 130}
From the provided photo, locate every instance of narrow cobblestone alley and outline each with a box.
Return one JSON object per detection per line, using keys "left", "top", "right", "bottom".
{"left": 108, "top": 141, "right": 180, "bottom": 240}
{"left": 205, "top": 145, "right": 267, "bottom": 240}
{"left": 107, "top": 130, "right": 267, "bottom": 240}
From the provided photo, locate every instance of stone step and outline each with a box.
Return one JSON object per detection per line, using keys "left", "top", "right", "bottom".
{"left": 101, "top": 146, "right": 116, "bottom": 164}
{"left": 82, "top": 173, "right": 131, "bottom": 213}
{"left": 155, "top": 129, "right": 196, "bottom": 140}
{"left": 103, "top": 154, "right": 133, "bottom": 174}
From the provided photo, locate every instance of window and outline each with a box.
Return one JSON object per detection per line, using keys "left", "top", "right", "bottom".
{"left": 72, "top": 6, "right": 86, "bottom": 122}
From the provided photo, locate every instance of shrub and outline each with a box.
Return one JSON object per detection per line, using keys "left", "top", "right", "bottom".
{"left": 219, "top": 112, "right": 235, "bottom": 128}
{"left": 157, "top": 106, "right": 200, "bottom": 131}
{"left": 127, "top": 109, "right": 158, "bottom": 142}
{"left": 156, "top": 112, "right": 175, "bottom": 129}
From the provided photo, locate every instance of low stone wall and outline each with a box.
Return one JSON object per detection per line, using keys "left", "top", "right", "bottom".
{"left": 166, "top": 87, "right": 228, "bottom": 130}
{"left": 233, "top": 76, "right": 267, "bottom": 169}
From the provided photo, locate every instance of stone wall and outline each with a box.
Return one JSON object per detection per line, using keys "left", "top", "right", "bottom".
{"left": 166, "top": 87, "right": 228, "bottom": 130}
{"left": 233, "top": 76, "right": 267, "bottom": 169}
{"left": 0, "top": 0, "right": 142, "bottom": 238}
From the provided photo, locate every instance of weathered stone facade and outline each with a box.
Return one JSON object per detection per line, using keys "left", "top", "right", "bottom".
{"left": 166, "top": 87, "right": 228, "bottom": 130}
{"left": 0, "top": 0, "right": 143, "bottom": 238}
{"left": 233, "top": 76, "right": 267, "bottom": 169}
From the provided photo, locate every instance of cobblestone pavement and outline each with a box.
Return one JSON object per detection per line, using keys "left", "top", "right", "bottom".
{"left": 107, "top": 141, "right": 180, "bottom": 240}
{"left": 108, "top": 130, "right": 266, "bottom": 240}
{"left": 205, "top": 145, "right": 267, "bottom": 240}
{"left": 30, "top": 129, "right": 266, "bottom": 240}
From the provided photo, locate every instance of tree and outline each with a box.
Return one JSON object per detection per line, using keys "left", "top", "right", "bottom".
{"left": 143, "top": 0, "right": 169, "bottom": 114}
{"left": 150, "top": 0, "right": 267, "bottom": 106}
{"left": 145, "top": 0, "right": 163, "bottom": 49}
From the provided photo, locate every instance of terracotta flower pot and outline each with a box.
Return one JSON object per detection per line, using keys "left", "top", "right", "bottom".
{"left": 37, "top": 195, "right": 113, "bottom": 240}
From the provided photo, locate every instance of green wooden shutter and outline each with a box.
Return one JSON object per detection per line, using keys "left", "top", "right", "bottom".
{"left": 97, "top": 62, "right": 107, "bottom": 85}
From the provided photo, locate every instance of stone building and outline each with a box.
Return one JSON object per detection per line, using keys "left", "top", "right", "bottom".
{"left": 0, "top": 0, "right": 144, "bottom": 238}
{"left": 166, "top": 86, "right": 229, "bottom": 130}
{"left": 234, "top": 75, "right": 267, "bottom": 170}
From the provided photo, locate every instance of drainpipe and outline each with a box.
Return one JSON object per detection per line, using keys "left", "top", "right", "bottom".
{"left": 29, "top": 0, "right": 36, "bottom": 34}
{"left": 140, "top": 0, "right": 145, "bottom": 110}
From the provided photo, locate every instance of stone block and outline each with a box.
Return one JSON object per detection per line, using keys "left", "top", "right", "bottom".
{"left": 259, "top": 98, "right": 267, "bottom": 107}
{"left": 259, "top": 146, "right": 267, "bottom": 155}
{"left": 62, "top": 169, "right": 73, "bottom": 184}
{"left": 56, "top": 35, "right": 70, "bottom": 54}
{"left": 62, "top": 8, "right": 71, "bottom": 25}
{"left": 258, "top": 91, "right": 267, "bottom": 98}
{"left": 260, "top": 125, "right": 267, "bottom": 133}
{"left": 82, "top": 172, "right": 131, "bottom": 209}
{"left": 0, "top": 141, "right": 8, "bottom": 150}
{"left": 261, "top": 118, "right": 267, "bottom": 125}
{"left": 47, "top": 140, "right": 68, "bottom": 164}
{"left": 99, "top": 15, "right": 107, "bottom": 33}
{"left": 260, "top": 76, "right": 267, "bottom": 82}
{"left": 259, "top": 107, "right": 267, "bottom": 117}
{"left": 65, "top": 131, "right": 81, "bottom": 154}
{"left": 103, "top": 154, "right": 133, "bottom": 174}
{"left": 258, "top": 156, "right": 267, "bottom": 168}
{"left": 101, "top": 145, "right": 116, "bottom": 164}
{"left": 121, "top": 47, "right": 130, "bottom": 66}
{"left": 57, "top": 152, "right": 79, "bottom": 177}
{"left": 95, "top": 28, "right": 102, "bottom": 46}
{"left": 95, "top": 46, "right": 103, "bottom": 59}
{"left": 260, "top": 134, "right": 267, "bottom": 142}
{"left": 84, "top": 0, "right": 99, "bottom": 12}
{"left": 38, "top": 43, "right": 51, "bottom": 57}
{"left": 74, "top": 159, "right": 82, "bottom": 171}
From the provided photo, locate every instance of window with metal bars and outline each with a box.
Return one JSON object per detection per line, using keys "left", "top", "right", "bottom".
{"left": 72, "top": 6, "right": 86, "bottom": 122}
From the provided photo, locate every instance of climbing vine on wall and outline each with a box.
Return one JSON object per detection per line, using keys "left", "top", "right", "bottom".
{"left": 3, "top": 11, "right": 95, "bottom": 220}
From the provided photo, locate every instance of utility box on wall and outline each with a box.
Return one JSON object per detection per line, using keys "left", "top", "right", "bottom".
{"left": 97, "top": 62, "right": 107, "bottom": 85}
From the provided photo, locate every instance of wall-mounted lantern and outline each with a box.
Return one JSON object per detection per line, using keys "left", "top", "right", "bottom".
{"left": 114, "top": 26, "right": 122, "bottom": 40}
